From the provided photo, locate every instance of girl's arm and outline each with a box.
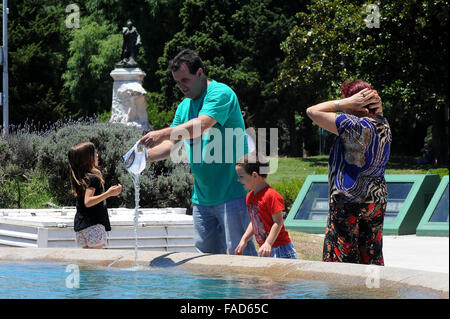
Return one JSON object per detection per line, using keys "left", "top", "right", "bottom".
{"left": 84, "top": 184, "right": 122, "bottom": 208}
{"left": 258, "top": 211, "right": 284, "bottom": 257}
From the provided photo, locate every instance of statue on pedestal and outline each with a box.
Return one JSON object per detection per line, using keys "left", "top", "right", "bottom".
{"left": 110, "top": 20, "right": 151, "bottom": 131}
{"left": 116, "top": 21, "right": 142, "bottom": 68}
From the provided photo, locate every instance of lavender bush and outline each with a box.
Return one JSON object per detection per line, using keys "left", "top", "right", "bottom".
{"left": 1, "top": 118, "right": 193, "bottom": 211}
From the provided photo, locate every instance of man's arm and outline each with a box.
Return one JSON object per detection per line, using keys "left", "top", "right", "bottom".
{"left": 140, "top": 115, "right": 217, "bottom": 149}
{"left": 145, "top": 140, "right": 178, "bottom": 162}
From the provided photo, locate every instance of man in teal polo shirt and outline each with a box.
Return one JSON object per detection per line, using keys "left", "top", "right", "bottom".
{"left": 140, "top": 49, "right": 257, "bottom": 256}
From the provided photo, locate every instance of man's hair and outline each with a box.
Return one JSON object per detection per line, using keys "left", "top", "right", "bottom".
{"left": 169, "top": 49, "right": 206, "bottom": 75}
{"left": 236, "top": 152, "right": 270, "bottom": 178}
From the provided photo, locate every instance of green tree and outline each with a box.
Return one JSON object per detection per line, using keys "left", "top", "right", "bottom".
{"left": 6, "top": 1, "right": 70, "bottom": 124}
{"left": 154, "top": 0, "right": 305, "bottom": 156}
{"left": 83, "top": 0, "right": 184, "bottom": 92}
{"left": 62, "top": 16, "right": 121, "bottom": 116}
{"left": 278, "top": 0, "right": 448, "bottom": 162}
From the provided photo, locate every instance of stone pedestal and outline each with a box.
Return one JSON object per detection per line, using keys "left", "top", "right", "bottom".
{"left": 110, "top": 68, "right": 152, "bottom": 131}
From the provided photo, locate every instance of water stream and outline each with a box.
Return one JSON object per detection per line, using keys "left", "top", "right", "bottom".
{"left": 131, "top": 173, "right": 140, "bottom": 265}
{"left": 122, "top": 141, "right": 147, "bottom": 267}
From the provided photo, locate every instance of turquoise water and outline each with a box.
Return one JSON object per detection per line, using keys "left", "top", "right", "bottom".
{"left": 0, "top": 261, "right": 441, "bottom": 299}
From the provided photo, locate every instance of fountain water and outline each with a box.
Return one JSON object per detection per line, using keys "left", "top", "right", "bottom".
{"left": 122, "top": 141, "right": 147, "bottom": 266}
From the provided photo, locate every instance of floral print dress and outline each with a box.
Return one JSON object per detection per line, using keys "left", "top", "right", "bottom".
{"left": 323, "top": 113, "right": 391, "bottom": 265}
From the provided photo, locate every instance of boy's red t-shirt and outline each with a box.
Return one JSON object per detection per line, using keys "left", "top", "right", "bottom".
{"left": 246, "top": 185, "right": 291, "bottom": 247}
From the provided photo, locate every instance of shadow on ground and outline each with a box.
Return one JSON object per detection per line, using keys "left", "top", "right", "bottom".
{"left": 149, "top": 252, "right": 212, "bottom": 268}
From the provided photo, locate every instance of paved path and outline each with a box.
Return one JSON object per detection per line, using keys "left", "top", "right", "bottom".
{"left": 312, "top": 234, "right": 449, "bottom": 274}
{"left": 383, "top": 235, "right": 449, "bottom": 274}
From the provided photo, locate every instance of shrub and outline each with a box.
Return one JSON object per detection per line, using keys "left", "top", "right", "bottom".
{"left": 0, "top": 167, "right": 14, "bottom": 208}
{"left": 2, "top": 133, "right": 45, "bottom": 171}
{"left": 271, "top": 178, "right": 305, "bottom": 211}
{"left": 0, "top": 139, "right": 12, "bottom": 167}
{"left": 37, "top": 121, "right": 193, "bottom": 210}
{"left": 0, "top": 129, "right": 48, "bottom": 208}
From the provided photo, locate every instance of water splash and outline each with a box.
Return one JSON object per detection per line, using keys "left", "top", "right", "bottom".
{"left": 122, "top": 141, "right": 147, "bottom": 266}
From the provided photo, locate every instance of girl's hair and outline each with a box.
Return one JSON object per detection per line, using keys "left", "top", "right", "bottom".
{"left": 68, "top": 141, "right": 104, "bottom": 198}
{"left": 236, "top": 152, "right": 270, "bottom": 178}
{"left": 341, "top": 80, "right": 372, "bottom": 98}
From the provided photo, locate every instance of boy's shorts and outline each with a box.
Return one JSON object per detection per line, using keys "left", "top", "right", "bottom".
{"left": 270, "top": 242, "right": 298, "bottom": 259}
{"left": 75, "top": 224, "right": 107, "bottom": 248}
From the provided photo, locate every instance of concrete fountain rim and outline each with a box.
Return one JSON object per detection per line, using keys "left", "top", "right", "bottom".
{"left": 0, "top": 247, "right": 447, "bottom": 298}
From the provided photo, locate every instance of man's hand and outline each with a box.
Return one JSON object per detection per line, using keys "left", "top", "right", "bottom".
{"left": 139, "top": 128, "right": 169, "bottom": 148}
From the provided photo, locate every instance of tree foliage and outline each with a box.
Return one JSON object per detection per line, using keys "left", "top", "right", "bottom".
{"left": 278, "top": 0, "right": 448, "bottom": 161}
{"left": 3, "top": 0, "right": 448, "bottom": 160}
{"left": 7, "top": 0, "right": 70, "bottom": 123}
{"left": 62, "top": 17, "right": 121, "bottom": 116}
{"left": 156, "top": 0, "right": 305, "bottom": 126}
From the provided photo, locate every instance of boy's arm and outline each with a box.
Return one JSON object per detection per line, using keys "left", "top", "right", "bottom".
{"left": 241, "top": 222, "right": 254, "bottom": 243}
{"left": 258, "top": 211, "right": 284, "bottom": 257}
{"left": 235, "top": 223, "right": 254, "bottom": 255}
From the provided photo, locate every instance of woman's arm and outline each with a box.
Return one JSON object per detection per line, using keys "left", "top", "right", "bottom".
{"left": 305, "top": 100, "right": 341, "bottom": 135}
{"left": 306, "top": 88, "right": 379, "bottom": 135}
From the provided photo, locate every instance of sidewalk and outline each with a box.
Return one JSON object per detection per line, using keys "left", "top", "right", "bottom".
{"left": 383, "top": 235, "right": 449, "bottom": 274}
{"left": 312, "top": 234, "right": 449, "bottom": 274}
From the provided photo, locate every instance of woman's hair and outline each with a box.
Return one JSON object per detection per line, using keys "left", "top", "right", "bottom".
{"left": 68, "top": 141, "right": 104, "bottom": 198}
{"left": 168, "top": 49, "right": 206, "bottom": 75}
{"left": 341, "top": 80, "right": 377, "bottom": 114}
{"left": 236, "top": 152, "right": 270, "bottom": 178}
{"left": 341, "top": 80, "right": 372, "bottom": 98}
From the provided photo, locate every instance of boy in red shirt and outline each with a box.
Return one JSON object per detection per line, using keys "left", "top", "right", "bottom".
{"left": 234, "top": 153, "right": 298, "bottom": 259}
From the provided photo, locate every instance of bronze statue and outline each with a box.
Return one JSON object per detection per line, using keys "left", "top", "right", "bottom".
{"left": 117, "top": 21, "right": 142, "bottom": 68}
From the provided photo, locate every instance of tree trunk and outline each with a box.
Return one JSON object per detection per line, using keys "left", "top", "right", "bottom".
{"left": 288, "top": 111, "right": 301, "bottom": 157}
{"left": 431, "top": 104, "right": 449, "bottom": 166}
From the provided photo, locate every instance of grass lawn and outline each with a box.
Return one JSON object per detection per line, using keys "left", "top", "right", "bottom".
{"left": 289, "top": 231, "right": 324, "bottom": 261}
{"left": 266, "top": 155, "right": 329, "bottom": 184}
{"left": 267, "top": 154, "right": 448, "bottom": 185}
{"left": 267, "top": 155, "right": 448, "bottom": 211}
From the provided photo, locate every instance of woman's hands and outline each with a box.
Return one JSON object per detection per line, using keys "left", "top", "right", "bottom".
{"left": 306, "top": 87, "right": 384, "bottom": 136}
{"left": 341, "top": 88, "right": 382, "bottom": 116}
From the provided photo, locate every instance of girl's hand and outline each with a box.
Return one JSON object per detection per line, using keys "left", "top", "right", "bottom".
{"left": 107, "top": 184, "right": 122, "bottom": 197}
{"left": 258, "top": 242, "right": 272, "bottom": 257}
